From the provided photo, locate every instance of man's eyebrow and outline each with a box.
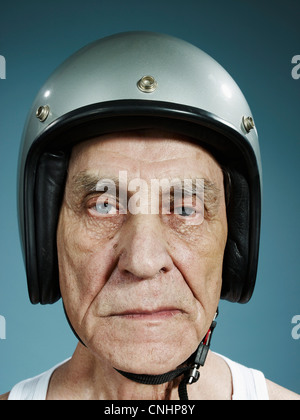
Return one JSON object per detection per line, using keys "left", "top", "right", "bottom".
{"left": 71, "top": 172, "right": 220, "bottom": 194}
{"left": 70, "top": 172, "right": 121, "bottom": 197}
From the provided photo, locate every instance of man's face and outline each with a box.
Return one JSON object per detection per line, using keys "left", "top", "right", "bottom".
{"left": 57, "top": 131, "right": 228, "bottom": 374}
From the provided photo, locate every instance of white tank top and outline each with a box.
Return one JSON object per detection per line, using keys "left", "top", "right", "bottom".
{"left": 8, "top": 353, "right": 269, "bottom": 400}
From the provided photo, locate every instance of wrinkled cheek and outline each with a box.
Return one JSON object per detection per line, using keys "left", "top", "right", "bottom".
{"left": 58, "top": 250, "right": 89, "bottom": 324}
{"left": 57, "top": 226, "right": 105, "bottom": 327}
{"left": 199, "top": 255, "right": 224, "bottom": 306}
{"left": 171, "top": 240, "right": 224, "bottom": 322}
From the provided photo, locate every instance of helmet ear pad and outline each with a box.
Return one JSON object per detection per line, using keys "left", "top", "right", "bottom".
{"left": 29, "top": 154, "right": 250, "bottom": 304}
{"left": 221, "top": 169, "right": 250, "bottom": 303}
{"left": 31, "top": 151, "right": 68, "bottom": 304}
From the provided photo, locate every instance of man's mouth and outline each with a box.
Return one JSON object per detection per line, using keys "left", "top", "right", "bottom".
{"left": 111, "top": 307, "right": 183, "bottom": 320}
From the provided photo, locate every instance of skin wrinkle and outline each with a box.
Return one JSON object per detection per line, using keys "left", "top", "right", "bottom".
{"left": 54, "top": 131, "right": 229, "bottom": 400}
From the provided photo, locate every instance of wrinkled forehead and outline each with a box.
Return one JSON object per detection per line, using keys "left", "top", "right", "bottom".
{"left": 68, "top": 130, "right": 224, "bottom": 185}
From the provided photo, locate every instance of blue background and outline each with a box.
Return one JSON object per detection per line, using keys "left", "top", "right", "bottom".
{"left": 0, "top": 0, "right": 299, "bottom": 396}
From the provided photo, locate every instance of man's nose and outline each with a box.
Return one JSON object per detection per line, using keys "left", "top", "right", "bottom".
{"left": 117, "top": 215, "right": 173, "bottom": 280}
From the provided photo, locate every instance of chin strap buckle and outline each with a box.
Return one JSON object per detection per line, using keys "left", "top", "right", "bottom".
{"left": 187, "top": 315, "right": 218, "bottom": 386}
{"left": 188, "top": 364, "right": 201, "bottom": 384}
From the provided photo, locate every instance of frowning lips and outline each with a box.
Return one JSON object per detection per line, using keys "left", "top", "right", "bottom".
{"left": 110, "top": 307, "right": 185, "bottom": 320}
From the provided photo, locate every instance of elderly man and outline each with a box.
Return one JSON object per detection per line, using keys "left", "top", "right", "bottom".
{"left": 1, "top": 32, "right": 299, "bottom": 400}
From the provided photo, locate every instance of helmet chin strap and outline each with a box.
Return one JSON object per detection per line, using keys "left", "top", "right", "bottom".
{"left": 116, "top": 311, "right": 218, "bottom": 400}
{"left": 63, "top": 301, "right": 218, "bottom": 401}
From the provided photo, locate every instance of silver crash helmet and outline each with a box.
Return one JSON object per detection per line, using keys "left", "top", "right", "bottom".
{"left": 18, "top": 31, "right": 262, "bottom": 305}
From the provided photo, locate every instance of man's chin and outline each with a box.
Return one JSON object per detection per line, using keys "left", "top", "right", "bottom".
{"left": 80, "top": 313, "right": 202, "bottom": 374}
{"left": 90, "top": 335, "right": 196, "bottom": 376}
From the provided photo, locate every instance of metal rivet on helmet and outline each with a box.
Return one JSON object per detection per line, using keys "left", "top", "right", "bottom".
{"left": 137, "top": 75, "right": 158, "bottom": 93}
{"left": 242, "top": 116, "right": 255, "bottom": 133}
{"left": 36, "top": 105, "right": 50, "bottom": 122}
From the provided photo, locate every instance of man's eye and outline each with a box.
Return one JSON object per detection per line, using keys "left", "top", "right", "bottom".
{"left": 95, "top": 201, "right": 117, "bottom": 215}
{"left": 175, "top": 206, "right": 196, "bottom": 217}
{"left": 87, "top": 195, "right": 120, "bottom": 216}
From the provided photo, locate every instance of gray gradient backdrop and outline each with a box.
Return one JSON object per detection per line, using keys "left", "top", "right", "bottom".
{"left": 0, "top": 0, "right": 299, "bottom": 395}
